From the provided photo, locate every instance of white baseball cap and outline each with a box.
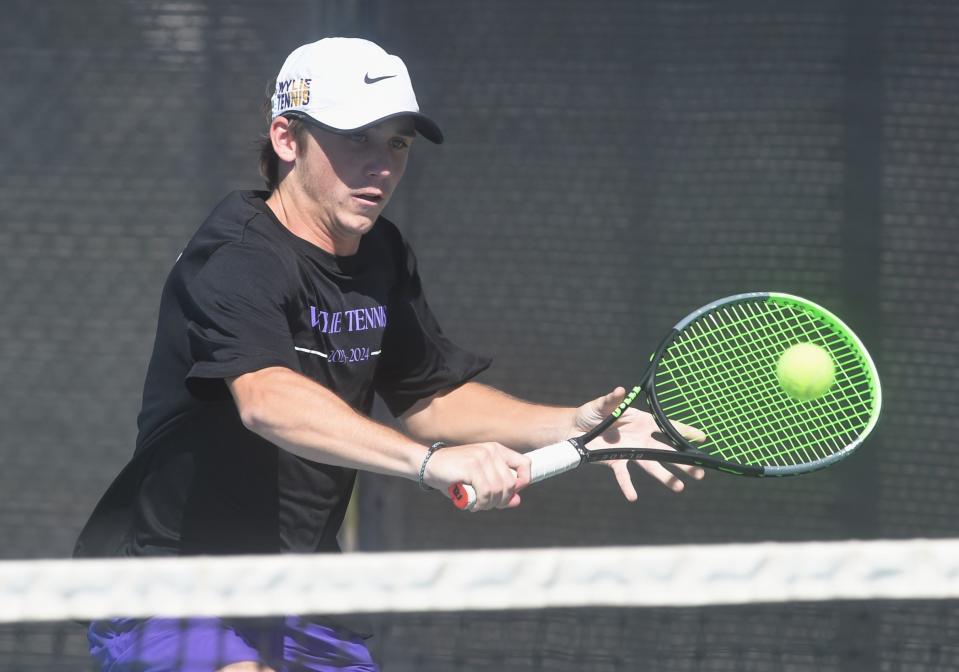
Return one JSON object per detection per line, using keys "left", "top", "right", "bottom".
{"left": 271, "top": 38, "right": 443, "bottom": 144}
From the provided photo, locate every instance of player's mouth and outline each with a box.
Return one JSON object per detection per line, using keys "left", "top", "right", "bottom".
{"left": 352, "top": 190, "right": 384, "bottom": 207}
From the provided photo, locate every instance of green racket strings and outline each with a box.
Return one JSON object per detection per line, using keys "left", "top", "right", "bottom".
{"left": 653, "top": 298, "right": 878, "bottom": 469}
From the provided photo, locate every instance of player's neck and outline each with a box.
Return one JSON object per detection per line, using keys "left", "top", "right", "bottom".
{"left": 265, "top": 186, "right": 361, "bottom": 257}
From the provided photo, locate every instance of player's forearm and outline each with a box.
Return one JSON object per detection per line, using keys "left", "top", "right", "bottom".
{"left": 228, "top": 367, "right": 425, "bottom": 480}
{"left": 402, "top": 381, "right": 574, "bottom": 450}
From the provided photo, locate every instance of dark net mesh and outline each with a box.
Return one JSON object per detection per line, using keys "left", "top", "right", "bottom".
{"left": 2, "top": 601, "right": 959, "bottom": 671}
{"left": 2, "top": 0, "right": 957, "bottom": 669}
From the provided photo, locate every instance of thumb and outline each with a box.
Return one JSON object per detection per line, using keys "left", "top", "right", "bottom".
{"left": 581, "top": 387, "right": 626, "bottom": 425}
{"left": 598, "top": 387, "right": 627, "bottom": 415}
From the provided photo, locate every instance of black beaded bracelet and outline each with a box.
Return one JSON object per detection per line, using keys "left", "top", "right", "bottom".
{"left": 418, "top": 442, "right": 446, "bottom": 491}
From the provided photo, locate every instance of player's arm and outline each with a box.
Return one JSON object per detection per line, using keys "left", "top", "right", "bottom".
{"left": 227, "top": 366, "right": 530, "bottom": 509}
{"left": 402, "top": 381, "right": 704, "bottom": 499}
{"left": 400, "top": 381, "right": 574, "bottom": 450}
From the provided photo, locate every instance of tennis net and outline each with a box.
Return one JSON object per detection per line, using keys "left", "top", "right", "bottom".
{"left": 3, "top": 538, "right": 959, "bottom": 670}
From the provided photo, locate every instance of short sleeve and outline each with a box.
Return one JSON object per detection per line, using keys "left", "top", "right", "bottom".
{"left": 184, "top": 242, "right": 299, "bottom": 399}
{"left": 374, "top": 241, "right": 490, "bottom": 416}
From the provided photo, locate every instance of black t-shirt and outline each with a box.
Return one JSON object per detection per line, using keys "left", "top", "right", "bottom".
{"left": 74, "top": 191, "right": 489, "bottom": 558}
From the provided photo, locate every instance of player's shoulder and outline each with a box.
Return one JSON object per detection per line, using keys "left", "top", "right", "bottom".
{"left": 202, "top": 190, "right": 280, "bottom": 246}
{"left": 196, "top": 191, "right": 299, "bottom": 258}
{"left": 174, "top": 191, "right": 290, "bottom": 280}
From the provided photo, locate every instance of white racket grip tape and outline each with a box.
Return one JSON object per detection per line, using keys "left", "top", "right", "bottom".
{"left": 528, "top": 440, "right": 585, "bottom": 483}
{"left": 449, "top": 440, "right": 583, "bottom": 510}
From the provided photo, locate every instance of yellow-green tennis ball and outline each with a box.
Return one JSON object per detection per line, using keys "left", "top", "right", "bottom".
{"left": 776, "top": 343, "right": 835, "bottom": 402}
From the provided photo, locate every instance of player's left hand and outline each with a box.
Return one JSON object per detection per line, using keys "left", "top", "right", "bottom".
{"left": 569, "top": 387, "right": 706, "bottom": 501}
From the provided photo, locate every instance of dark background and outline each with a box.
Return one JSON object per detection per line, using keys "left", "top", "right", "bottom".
{"left": 1, "top": 1, "right": 957, "bottom": 669}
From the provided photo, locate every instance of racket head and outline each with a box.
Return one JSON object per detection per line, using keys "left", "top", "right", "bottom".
{"left": 645, "top": 292, "right": 881, "bottom": 476}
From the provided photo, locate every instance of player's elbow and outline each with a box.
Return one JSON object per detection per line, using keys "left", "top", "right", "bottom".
{"left": 227, "top": 369, "right": 281, "bottom": 434}
{"left": 235, "top": 396, "right": 263, "bottom": 433}
{"left": 232, "top": 387, "right": 264, "bottom": 434}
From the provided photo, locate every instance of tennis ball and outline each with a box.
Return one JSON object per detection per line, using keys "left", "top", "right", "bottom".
{"left": 776, "top": 343, "right": 835, "bottom": 402}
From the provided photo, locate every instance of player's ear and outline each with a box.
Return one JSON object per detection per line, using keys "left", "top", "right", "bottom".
{"left": 270, "top": 116, "right": 300, "bottom": 163}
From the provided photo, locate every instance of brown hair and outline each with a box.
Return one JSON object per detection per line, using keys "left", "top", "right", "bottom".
{"left": 258, "top": 78, "right": 308, "bottom": 191}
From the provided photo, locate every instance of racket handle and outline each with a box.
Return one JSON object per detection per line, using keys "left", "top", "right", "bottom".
{"left": 449, "top": 440, "right": 583, "bottom": 510}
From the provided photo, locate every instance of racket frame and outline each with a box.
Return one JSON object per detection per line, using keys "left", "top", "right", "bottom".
{"left": 640, "top": 292, "right": 881, "bottom": 477}
{"left": 449, "top": 291, "right": 881, "bottom": 509}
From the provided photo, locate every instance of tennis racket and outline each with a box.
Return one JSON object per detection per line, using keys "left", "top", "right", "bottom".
{"left": 449, "top": 292, "right": 882, "bottom": 510}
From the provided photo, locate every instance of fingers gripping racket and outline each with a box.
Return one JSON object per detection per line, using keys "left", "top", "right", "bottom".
{"left": 449, "top": 292, "right": 882, "bottom": 510}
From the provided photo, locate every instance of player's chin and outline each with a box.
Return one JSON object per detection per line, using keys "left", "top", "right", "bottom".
{"left": 342, "top": 212, "right": 379, "bottom": 235}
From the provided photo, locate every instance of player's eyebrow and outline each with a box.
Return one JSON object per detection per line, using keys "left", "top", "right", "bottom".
{"left": 393, "top": 119, "right": 417, "bottom": 137}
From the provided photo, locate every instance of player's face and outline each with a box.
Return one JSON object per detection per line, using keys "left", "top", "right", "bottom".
{"left": 295, "top": 117, "right": 414, "bottom": 244}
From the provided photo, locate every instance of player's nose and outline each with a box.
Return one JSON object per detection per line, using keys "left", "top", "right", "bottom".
{"left": 365, "top": 151, "right": 395, "bottom": 178}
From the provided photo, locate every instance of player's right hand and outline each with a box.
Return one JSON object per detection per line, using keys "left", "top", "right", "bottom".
{"left": 422, "top": 442, "right": 531, "bottom": 510}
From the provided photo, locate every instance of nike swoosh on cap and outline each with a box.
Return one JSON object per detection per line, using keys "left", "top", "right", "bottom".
{"left": 364, "top": 73, "right": 397, "bottom": 84}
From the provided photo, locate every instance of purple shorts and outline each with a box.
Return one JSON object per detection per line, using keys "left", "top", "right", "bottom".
{"left": 87, "top": 616, "right": 379, "bottom": 671}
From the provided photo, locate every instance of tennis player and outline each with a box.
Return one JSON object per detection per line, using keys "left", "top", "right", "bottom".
{"left": 74, "top": 37, "right": 704, "bottom": 672}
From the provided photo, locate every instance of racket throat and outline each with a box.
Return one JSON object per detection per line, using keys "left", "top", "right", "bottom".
{"left": 568, "top": 436, "right": 590, "bottom": 463}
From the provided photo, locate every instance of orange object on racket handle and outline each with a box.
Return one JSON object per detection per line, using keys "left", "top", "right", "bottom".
{"left": 448, "top": 482, "right": 478, "bottom": 510}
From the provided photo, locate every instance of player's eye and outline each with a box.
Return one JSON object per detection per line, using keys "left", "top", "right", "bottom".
{"left": 390, "top": 137, "right": 411, "bottom": 150}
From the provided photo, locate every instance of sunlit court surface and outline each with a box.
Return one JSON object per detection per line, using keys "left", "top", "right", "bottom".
{"left": 2, "top": 1, "right": 957, "bottom": 670}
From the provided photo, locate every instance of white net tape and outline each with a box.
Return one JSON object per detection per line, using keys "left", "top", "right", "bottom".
{"left": 3, "top": 538, "right": 958, "bottom": 623}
